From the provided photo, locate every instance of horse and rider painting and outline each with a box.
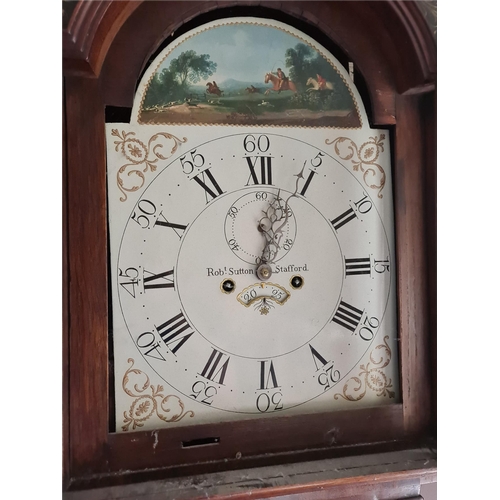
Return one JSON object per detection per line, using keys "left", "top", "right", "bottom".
{"left": 139, "top": 20, "right": 361, "bottom": 127}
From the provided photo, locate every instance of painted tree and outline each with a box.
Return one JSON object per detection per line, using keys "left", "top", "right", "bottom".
{"left": 285, "top": 43, "right": 316, "bottom": 91}
{"left": 143, "top": 68, "right": 182, "bottom": 107}
{"left": 169, "top": 50, "right": 217, "bottom": 88}
{"left": 143, "top": 51, "right": 217, "bottom": 107}
{"left": 285, "top": 42, "right": 355, "bottom": 110}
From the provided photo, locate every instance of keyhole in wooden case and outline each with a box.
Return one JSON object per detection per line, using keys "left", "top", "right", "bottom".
{"left": 182, "top": 436, "right": 220, "bottom": 448}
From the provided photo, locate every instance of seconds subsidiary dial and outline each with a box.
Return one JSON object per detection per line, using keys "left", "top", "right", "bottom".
{"left": 115, "top": 133, "right": 393, "bottom": 415}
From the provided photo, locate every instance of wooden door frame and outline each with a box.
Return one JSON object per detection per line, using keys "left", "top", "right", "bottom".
{"left": 63, "top": 1, "right": 436, "bottom": 496}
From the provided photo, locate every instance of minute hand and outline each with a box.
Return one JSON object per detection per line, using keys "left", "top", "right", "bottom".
{"left": 258, "top": 162, "right": 305, "bottom": 265}
{"left": 257, "top": 192, "right": 284, "bottom": 264}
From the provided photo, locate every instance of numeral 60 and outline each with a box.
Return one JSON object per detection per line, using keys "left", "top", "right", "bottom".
{"left": 243, "top": 134, "right": 270, "bottom": 153}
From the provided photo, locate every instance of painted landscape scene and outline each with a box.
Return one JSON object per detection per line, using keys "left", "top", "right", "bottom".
{"left": 139, "top": 22, "right": 361, "bottom": 128}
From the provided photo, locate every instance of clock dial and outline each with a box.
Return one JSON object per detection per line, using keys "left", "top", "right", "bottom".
{"left": 113, "top": 133, "right": 393, "bottom": 416}
{"left": 106, "top": 17, "right": 399, "bottom": 431}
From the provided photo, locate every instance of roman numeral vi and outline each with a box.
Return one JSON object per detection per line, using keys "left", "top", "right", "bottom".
{"left": 259, "top": 360, "right": 279, "bottom": 390}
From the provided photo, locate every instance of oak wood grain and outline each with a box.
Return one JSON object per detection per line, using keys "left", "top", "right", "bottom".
{"left": 64, "top": 448, "right": 436, "bottom": 498}
{"left": 65, "top": 77, "right": 109, "bottom": 476}
{"left": 394, "top": 93, "right": 433, "bottom": 436}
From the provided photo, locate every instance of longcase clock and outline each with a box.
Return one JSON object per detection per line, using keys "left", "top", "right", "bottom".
{"left": 63, "top": 2, "right": 436, "bottom": 498}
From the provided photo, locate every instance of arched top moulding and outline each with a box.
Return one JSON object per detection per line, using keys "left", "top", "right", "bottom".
{"left": 63, "top": 1, "right": 436, "bottom": 125}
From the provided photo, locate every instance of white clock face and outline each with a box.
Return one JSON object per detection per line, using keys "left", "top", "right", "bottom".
{"left": 114, "top": 132, "right": 393, "bottom": 415}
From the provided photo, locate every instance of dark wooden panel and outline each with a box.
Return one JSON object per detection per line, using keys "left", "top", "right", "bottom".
{"left": 65, "top": 77, "right": 109, "bottom": 476}
{"left": 63, "top": 1, "right": 143, "bottom": 77}
{"left": 393, "top": 93, "right": 432, "bottom": 435}
{"left": 63, "top": 448, "right": 436, "bottom": 499}
{"left": 63, "top": 80, "right": 70, "bottom": 489}
{"left": 422, "top": 91, "right": 437, "bottom": 433}
{"left": 106, "top": 405, "right": 405, "bottom": 473}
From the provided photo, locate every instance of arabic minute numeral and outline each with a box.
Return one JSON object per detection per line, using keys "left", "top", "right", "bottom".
{"left": 374, "top": 258, "right": 390, "bottom": 273}
{"left": 243, "top": 134, "right": 270, "bottom": 154}
{"left": 118, "top": 267, "right": 139, "bottom": 298}
{"left": 190, "top": 380, "right": 217, "bottom": 406}
{"left": 227, "top": 206, "right": 238, "bottom": 219}
{"left": 136, "top": 332, "right": 166, "bottom": 361}
{"left": 228, "top": 238, "right": 239, "bottom": 251}
{"left": 131, "top": 199, "right": 157, "bottom": 229}
{"left": 310, "top": 151, "right": 325, "bottom": 168}
{"left": 317, "top": 365, "right": 341, "bottom": 391}
{"left": 353, "top": 193, "right": 373, "bottom": 213}
{"left": 358, "top": 315, "right": 380, "bottom": 341}
{"left": 179, "top": 149, "right": 205, "bottom": 175}
{"left": 256, "top": 391, "right": 283, "bottom": 413}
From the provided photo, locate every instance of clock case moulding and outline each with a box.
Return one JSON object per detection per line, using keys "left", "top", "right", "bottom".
{"left": 63, "top": 1, "right": 436, "bottom": 497}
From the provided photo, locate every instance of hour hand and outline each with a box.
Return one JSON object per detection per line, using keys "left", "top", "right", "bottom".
{"left": 256, "top": 194, "right": 287, "bottom": 279}
{"left": 258, "top": 197, "right": 282, "bottom": 263}
{"left": 256, "top": 222, "right": 275, "bottom": 281}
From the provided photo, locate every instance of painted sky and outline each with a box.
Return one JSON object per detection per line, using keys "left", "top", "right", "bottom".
{"left": 156, "top": 23, "right": 311, "bottom": 84}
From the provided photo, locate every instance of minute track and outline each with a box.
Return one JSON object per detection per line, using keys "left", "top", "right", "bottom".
{"left": 113, "top": 132, "right": 394, "bottom": 417}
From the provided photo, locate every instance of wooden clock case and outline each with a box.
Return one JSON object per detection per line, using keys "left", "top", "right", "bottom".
{"left": 63, "top": 1, "right": 436, "bottom": 498}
